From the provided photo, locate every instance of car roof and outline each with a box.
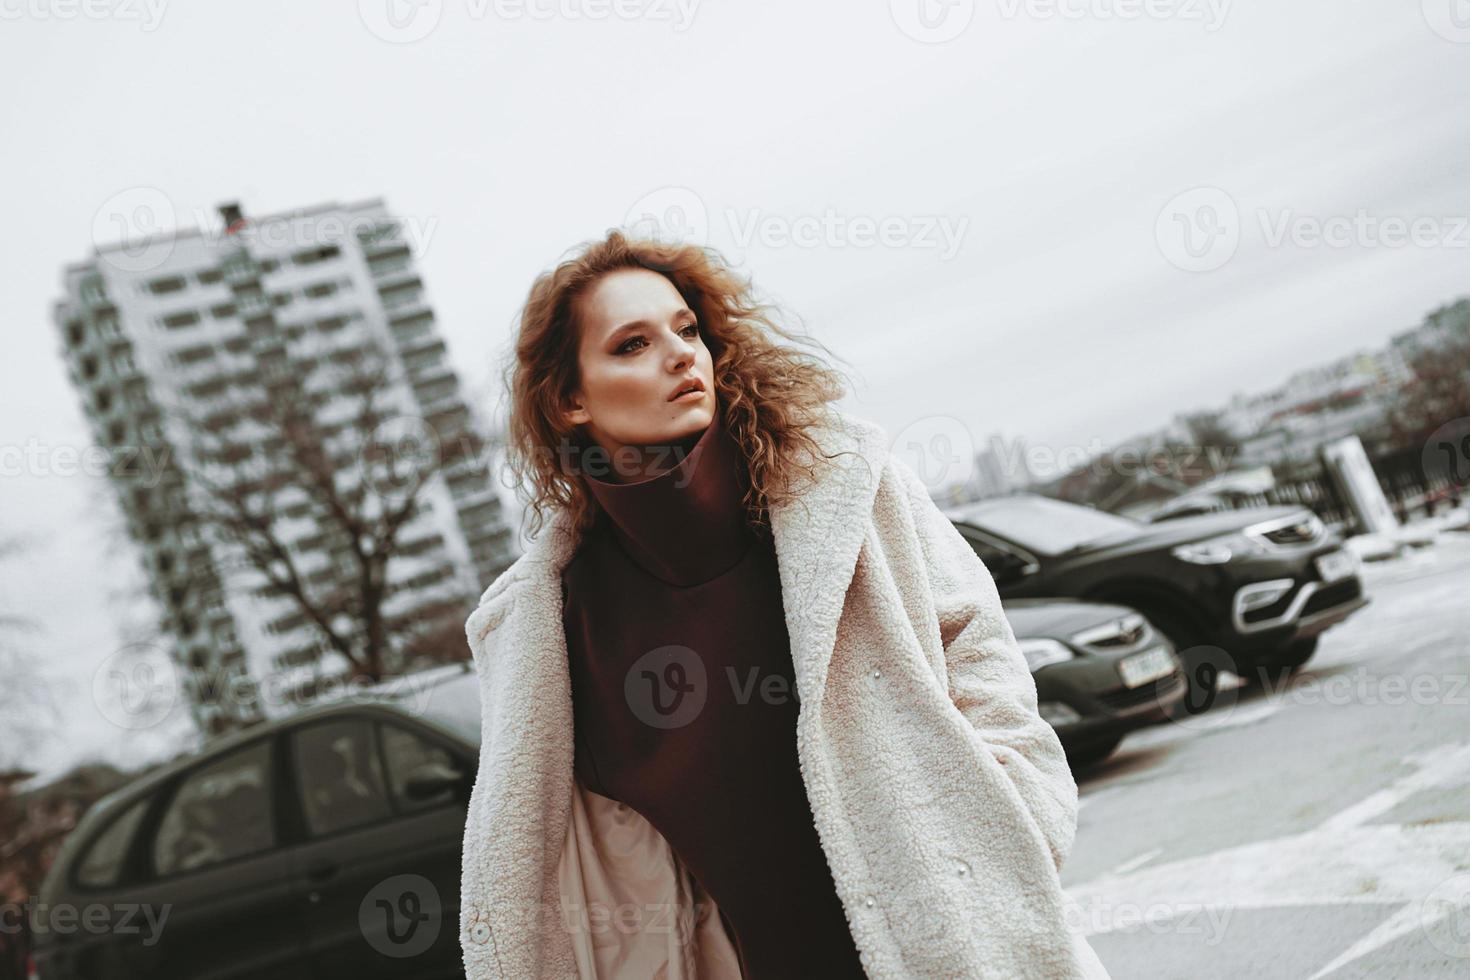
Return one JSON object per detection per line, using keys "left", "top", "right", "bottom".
{"left": 84, "top": 664, "right": 474, "bottom": 815}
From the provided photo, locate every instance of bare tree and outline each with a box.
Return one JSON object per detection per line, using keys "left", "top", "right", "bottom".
{"left": 0, "top": 535, "right": 60, "bottom": 774}
{"left": 1388, "top": 336, "right": 1470, "bottom": 447}
{"left": 172, "top": 341, "right": 474, "bottom": 685}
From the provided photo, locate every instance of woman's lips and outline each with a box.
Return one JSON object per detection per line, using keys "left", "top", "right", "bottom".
{"left": 671, "top": 388, "right": 706, "bottom": 402}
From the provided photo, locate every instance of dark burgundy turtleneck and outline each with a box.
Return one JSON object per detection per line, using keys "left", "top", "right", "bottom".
{"left": 559, "top": 411, "right": 866, "bottom": 979}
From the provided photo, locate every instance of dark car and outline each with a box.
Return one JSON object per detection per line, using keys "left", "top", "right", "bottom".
{"left": 31, "top": 665, "right": 482, "bottom": 980}
{"left": 1004, "top": 598, "right": 1186, "bottom": 768}
{"left": 948, "top": 495, "right": 1369, "bottom": 707}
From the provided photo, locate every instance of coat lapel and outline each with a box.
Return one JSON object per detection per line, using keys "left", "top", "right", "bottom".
{"left": 765, "top": 411, "right": 890, "bottom": 709}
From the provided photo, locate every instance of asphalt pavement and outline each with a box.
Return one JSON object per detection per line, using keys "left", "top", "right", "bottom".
{"left": 1062, "top": 533, "right": 1470, "bottom": 980}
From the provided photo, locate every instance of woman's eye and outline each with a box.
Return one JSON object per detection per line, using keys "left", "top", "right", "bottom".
{"left": 680, "top": 323, "right": 699, "bottom": 337}
{"left": 615, "top": 336, "right": 647, "bottom": 354}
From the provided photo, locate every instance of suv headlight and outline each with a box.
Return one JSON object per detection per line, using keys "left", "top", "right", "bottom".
{"left": 1171, "top": 538, "right": 1236, "bottom": 564}
{"left": 1017, "top": 638, "right": 1074, "bottom": 672}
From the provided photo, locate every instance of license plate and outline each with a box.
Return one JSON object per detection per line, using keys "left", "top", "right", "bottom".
{"left": 1316, "top": 550, "right": 1356, "bottom": 583}
{"left": 1118, "top": 646, "right": 1175, "bottom": 689}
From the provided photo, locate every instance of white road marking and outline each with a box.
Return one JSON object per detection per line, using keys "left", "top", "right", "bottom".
{"left": 1066, "top": 741, "right": 1470, "bottom": 976}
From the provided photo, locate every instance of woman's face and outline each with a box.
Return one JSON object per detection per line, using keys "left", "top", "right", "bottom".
{"left": 564, "top": 268, "right": 715, "bottom": 471}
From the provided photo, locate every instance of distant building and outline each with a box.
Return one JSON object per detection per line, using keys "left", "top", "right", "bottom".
{"left": 53, "top": 198, "right": 515, "bottom": 736}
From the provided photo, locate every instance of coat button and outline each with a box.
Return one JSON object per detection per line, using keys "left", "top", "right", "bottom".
{"left": 470, "top": 921, "right": 491, "bottom": 945}
{"left": 863, "top": 894, "right": 876, "bottom": 908}
{"left": 957, "top": 860, "right": 970, "bottom": 877}
{"left": 871, "top": 668, "right": 880, "bottom": 680}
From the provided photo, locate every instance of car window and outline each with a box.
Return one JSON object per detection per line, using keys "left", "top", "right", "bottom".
{"left": 291, "top": 719, "right": 392, "bottom": 836}
{"left": 152, "top": 741, "right": 275, "bottom": 877}
{"left": 76, "top": 797, "right": 149, "bottom": 888}
{"left": 963, "top": 497, "right": 1140, "bottom": 554}
{"left": 380, "top": 723, "right": 457, "bottom": 811}
{"left": 959, "top": 528, "right": 1015, "bottom": 568}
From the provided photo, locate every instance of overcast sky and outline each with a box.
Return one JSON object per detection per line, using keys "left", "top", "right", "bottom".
{"left": 3, "top": 0, "right": 1468, "bottom": 778}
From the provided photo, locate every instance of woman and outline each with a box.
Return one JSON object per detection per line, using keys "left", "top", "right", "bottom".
{"left": 460, "top": 231, "right": 1109, "bottom": 979}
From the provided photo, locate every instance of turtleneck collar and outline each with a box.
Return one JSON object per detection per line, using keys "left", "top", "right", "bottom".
{"left": 582, "top": 412, "right": 754, "bottom": 587}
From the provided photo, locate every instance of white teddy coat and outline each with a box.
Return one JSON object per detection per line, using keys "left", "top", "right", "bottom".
{"left": 460, "top": 409, "right": 1109, "bottom": 979}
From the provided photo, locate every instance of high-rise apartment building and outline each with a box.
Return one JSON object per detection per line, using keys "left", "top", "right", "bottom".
{"left": 53, "top": 198, "right": 515, "bottom": 736}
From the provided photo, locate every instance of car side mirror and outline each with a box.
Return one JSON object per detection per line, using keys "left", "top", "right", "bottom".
{"left": 989, "top": 550, "right": 1038, "bottom": 584}
{"left": 403, "top": 762, "right": 468, "bottom": 803}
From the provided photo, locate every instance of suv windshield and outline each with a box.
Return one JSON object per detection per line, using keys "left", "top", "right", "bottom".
{"left": 961, "top": 496, "right": 1141, "bottom": 555}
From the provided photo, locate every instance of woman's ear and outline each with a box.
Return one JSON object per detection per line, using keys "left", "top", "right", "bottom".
{"left": 562, "top": 391, "right": 591, "bottom": 427}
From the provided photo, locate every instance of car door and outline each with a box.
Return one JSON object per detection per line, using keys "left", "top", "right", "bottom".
{"left": 283, "top": 713, "right": 469, "bottom": 979}
{"left": 120, "top": 736, "right": 312, "bottom": 980}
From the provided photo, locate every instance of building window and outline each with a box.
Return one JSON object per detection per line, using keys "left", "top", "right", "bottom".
{"left": 65, "top": 320, "right": 85, "bottom": 347}
{"left": 162, "top": 310, "right": 201, "bottom": 330}
{"left": 302, "top": 281, "right": 339, "bottom": 300}
{"left": 147, "top": 275, "right": 187, "bottom": 295}
{"left": 173, "top": 345, "right": 215, "bottom": 366}
{"left": 197, "top": 267, "right": 224, "bottom": 286}
{"left": 210, "top": 302, "right": 237, "bottom": 319}
{"left": 292, "top": 244, "right": 341, "bottom": 266}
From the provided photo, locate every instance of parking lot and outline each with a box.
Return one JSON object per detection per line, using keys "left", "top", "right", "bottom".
{"left": 1063, "top": 534, "right": 1470, "bottom": 979}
